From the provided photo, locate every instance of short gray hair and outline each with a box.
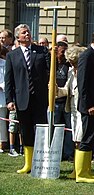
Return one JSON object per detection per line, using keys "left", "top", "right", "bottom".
{"left": 14, "top": 24, "right": 30, "bottom": 39}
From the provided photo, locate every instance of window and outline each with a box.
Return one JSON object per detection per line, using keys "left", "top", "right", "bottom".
{"left": 15, "top": 0, "right": 40, "bottom": 41}
{"left": 85, "top": 0, "right": 94, "bottom": 45}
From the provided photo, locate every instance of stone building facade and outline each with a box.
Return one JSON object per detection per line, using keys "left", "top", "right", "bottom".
{"left": 0, "top": 0, "right": 93, "bottom": 46}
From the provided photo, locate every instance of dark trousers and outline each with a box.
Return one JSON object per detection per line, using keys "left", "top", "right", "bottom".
{"left": 79, "top": 113, "right": 94, "bottom": 151}
{"left": 17, "top": 96, "right": 35, "bottom": 147}
{"left": 17, "top": 95, "right": 48, "bottom": 147}
{"left": 54, "top": 101, "right": 74, "bottom": 159}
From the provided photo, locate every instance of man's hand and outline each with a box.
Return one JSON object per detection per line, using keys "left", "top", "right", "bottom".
{"left": 7, "top": 102, "right": 16, "bottom": 111}
{"left": 88, "top": 107, "right": 94, "bottom": 115}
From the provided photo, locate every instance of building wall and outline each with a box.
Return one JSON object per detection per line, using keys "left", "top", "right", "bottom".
{"left": 0, "top": 0, "right": 85, "bottom": 45}
{"left": 0, "top": 1, "right": 6, "bottom": 31}
{"left": 0, "top": 0, "right": 14, "bottom": 31}
{"left": 39, "top": 0, "right": 85, "bottom": 45}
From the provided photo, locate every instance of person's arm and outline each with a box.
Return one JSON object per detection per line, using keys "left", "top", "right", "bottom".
{"left": 5, "top": 53, "right": 15, "bottom": 108}
{"left": 77, "top": 52, "right": 87, "bottom": 99}
{"left": 56, "top": 69, "right": 71, "bottom": 98}
{"left": 56, "top": 85, "right": 68, "bottom": 98}
{"left": 77, "top": 48, "right": 94, "bottom": 113}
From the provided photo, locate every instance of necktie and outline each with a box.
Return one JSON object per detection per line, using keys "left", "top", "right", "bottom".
{"left": 25, "top": 48, "right": 34, "bottom": 94}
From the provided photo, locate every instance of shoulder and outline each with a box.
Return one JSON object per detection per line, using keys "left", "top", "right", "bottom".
{"left": 32, "top": 43, "right": 42, "bottom": 51}
{"left": 77, "top": 47, "right": 94, "bottom": 71}
{"left": 6, "top": 47, "right": 21, "bottom": 57}
{"left": 78, "top": 46, "right": 94, "bottom": 68}
{"left": 31, "top": 43, "right": 49, "bottom": 54}
{"left": 79, "top": 46, "right": 93, "bottom": 58}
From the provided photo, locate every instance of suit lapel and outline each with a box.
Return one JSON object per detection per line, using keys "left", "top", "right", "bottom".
{"left": 16, "top": 45, "right": 37, "bottom": 69}
{"left": 30, "top": 50, "right": 37, "bottom": 68}
{"left": 16, "top": 47, "right": 27, "bottom": 69}
{"left": 30, "top": 44, "right": 37, "bottom": 68}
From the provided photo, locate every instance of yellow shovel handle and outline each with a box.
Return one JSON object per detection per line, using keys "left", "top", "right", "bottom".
{"left": 49, "top": 29, "right": 56, "bottom": 112}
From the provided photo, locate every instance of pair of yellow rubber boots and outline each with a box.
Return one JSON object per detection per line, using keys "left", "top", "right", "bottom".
{"left": 68, "top": 149, "right": 94, "bottom": 183}
{"left": 17, "top": 146, "right": 33, "bottom": 174}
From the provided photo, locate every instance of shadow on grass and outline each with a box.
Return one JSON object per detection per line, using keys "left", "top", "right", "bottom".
{"left": 59, "top": 170, "right": 71, "bottom": 179}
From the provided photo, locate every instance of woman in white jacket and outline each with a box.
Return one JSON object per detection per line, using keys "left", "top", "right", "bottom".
{"left": 0, "top": 45, "right": 8, "bottom": 152}
{"left": 56, "top": 45, "right": 87, "bottom": 178}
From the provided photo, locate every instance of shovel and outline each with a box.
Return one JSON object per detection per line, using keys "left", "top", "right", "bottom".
{"left": 31, "top": 5, "right": 67, "bottom": 179}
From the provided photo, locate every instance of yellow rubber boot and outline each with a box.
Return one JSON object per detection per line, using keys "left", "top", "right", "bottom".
{"left": 17, "top": 146, "right": 33, "bottom": 174}
{"left": 75, "top": 150, "right": 94, "bottom": 183}
{"left": 67, "top": 149, "right": 77, "bottom": 179}
{"left": 68, "top": 150, "right": 94, "bottom": 179}
{"left": 88, "top": 151, "right": 94, "bottom": 177}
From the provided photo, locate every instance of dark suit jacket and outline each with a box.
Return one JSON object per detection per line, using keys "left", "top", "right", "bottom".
{"left": 77, "top": 46, "right": 94, "bottom": 114}
{"left": 5, "top": 44, "right": 50, "bottom": 119}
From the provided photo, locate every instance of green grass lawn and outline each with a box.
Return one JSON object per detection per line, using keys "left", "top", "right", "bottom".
{"left": 0, "top": 152, "right": 94, "bottom": 195}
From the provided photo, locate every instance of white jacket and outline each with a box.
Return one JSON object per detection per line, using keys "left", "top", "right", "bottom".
{"left": 57, "top": 67, "right": 77, "bottom": 112}
{"left": 0, "top": 58, "right": 6, "bottom": 107}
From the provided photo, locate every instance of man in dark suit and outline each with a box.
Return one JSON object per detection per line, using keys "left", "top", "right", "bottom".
{"left": 5, "top": 24, "right": 50, "bottom": 173}
{"left": 76, "top": 35, "right": 94, "bottom": 183}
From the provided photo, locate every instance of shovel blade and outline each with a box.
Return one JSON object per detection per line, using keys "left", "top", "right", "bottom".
{"left": 31, "top": 124, "right": 65, "bottom": 179}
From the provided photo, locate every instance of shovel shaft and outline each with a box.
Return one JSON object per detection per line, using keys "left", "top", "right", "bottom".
{"left": 49, "top": 8, "right": 57, "bottom": 112}
{"left": 44, "top": 6, "right": 67, "bottom": 147}
{"left": 49, "top": 29, "right": 56, "bottom": 112}
{"left": 48, "top": 111, "right": 54, "bottom": 146}
{"left": 48, "top": 9, "right": 57, "bottom": 146}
